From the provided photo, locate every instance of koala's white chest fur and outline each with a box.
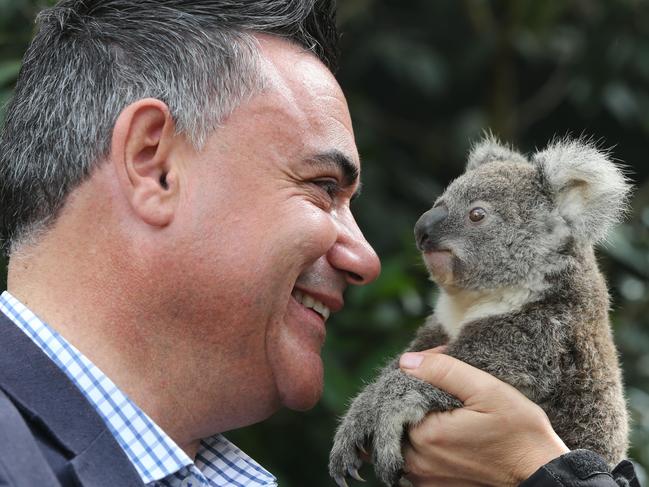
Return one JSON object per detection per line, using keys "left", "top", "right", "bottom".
{"left": 435, "top": 287, "right": 536, "bottom": 339}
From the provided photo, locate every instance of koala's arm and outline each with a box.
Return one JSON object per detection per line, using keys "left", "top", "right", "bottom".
{"left": 330, "top": 317, "right": 457, "bottom": 486}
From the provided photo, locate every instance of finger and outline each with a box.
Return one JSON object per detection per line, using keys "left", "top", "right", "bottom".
{"left": 398, "top": 352, "right": 515, "bottom": 404}
{"left": 402, "top": 440, "right": 441, "bottom": 479}
{"left": 402, "top": 447, "right": 473, "bottom": 487}
{"left": 428, "top": 345, "right": 448, "bottom": 353}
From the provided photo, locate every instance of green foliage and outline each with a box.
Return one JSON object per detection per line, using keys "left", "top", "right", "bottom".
{"left": 1, "top": 1, "right": 648, "bottom": 485}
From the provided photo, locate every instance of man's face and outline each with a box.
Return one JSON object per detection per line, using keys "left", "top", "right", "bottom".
{"left": 172, "top": 36, "right": 380, "bottom": 419}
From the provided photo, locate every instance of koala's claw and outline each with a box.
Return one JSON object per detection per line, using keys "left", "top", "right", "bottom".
{"left": 334, "top": 476, "right": 349, "bottom": 487}
{"left": 331, "top": 467, "right": 365, "bottom": 487}
{"left": 349, "top": 467, "right": 365, "bottom": 482}
{"left": 329, "top": 438, "right": 365, "bottom": 485}
{"left": 329, "top": 414, "right": 370, "bottom": 485}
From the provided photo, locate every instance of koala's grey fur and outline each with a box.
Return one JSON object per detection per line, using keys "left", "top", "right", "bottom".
{"left": 329, "top": 136, "right": 630, "bottom": 487}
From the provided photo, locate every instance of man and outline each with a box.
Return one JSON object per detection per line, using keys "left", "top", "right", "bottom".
{"left": 0, "top": 1, "right": 639, "bottom": 486}
{"left": 0, "top": 1, "right": 379, "bottom": 485}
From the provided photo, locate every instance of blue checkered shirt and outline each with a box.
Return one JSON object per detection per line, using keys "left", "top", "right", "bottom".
{"left": 0, "top": 291, "right": 277, "bottom": 487}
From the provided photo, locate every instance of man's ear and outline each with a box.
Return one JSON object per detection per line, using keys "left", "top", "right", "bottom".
{"left": 111, "top": 98, "right": 181, "bottom": 227}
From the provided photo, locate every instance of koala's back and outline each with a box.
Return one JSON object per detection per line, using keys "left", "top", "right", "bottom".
{"left": 542, "top": 248, "right": 627, "bottom": 464}
{"left": 444, "top": 246, "right": 628, "bottom": 465}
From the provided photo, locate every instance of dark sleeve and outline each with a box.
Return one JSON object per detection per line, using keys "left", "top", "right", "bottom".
{"left": 519, "top": 450, "right": 641, "bottom": 487}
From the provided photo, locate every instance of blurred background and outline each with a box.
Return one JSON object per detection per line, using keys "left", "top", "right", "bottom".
{"left": 1, "top": 0, "right": 648, "bottom": 485}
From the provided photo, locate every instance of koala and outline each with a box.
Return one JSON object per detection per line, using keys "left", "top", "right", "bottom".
{"left": 329, "top": 137, "right": 631, "bottom": 487}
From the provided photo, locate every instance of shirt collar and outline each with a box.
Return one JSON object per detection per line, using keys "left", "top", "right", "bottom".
{"left": 0, "top": 291, "right": 276, "bottom": 487}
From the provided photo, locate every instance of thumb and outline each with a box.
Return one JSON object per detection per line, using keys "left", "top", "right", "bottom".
{"left": 399, "top": 351, "right": 513, "bottom": 406}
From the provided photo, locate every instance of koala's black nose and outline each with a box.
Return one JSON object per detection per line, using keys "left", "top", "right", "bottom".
{"left": 414, "top": 205, "right": 448, "bottom": 251}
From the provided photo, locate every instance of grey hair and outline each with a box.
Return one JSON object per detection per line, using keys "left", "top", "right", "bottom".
{"left": 0, "top": 0, "right": 339, "bottom": 254}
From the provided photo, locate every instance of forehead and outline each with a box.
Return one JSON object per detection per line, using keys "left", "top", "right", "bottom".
{"left": 447, "top": 162, "right": 543, "bottom": 203}
{"left": 252, "top": 35, "right": 359, "bottom": 166}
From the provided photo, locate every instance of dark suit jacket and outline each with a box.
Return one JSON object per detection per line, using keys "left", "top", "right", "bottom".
{"left": 0, "top": 311, "right": 144, "bottom": 486}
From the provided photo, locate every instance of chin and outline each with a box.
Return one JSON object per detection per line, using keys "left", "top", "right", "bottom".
{"left": 274, "top": 350, "right": 324, "bottom": 411}
{"left": 283, "top": 384, "right": 323, "bottom": 411}
{"left": 428, "top": 269, "right": 454, "bottom": 288}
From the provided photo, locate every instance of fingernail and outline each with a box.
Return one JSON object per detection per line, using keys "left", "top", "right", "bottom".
{"left": 400, "top": 353, "right": 424, "bottom": 369}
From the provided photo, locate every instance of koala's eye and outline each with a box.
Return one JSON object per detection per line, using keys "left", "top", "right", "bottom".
{"left": 469, "top": 207, "right": 486, "bottom": 222}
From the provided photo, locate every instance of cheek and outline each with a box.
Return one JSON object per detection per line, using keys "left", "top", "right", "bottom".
{"left": 282, "top": 204, "right": 338, "bottom": 259}
{"left": 445, "top": 236, "right": 492, "bottom": 286}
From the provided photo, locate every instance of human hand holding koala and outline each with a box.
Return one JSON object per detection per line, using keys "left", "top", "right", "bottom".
{"left": 329, "top": 137, "right": 631, "bottom": 487}
{"left": 398, "top": 349, "right": 570, "bottom": 487}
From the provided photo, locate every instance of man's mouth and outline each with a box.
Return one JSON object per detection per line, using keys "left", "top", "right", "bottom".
{"left": 292, "top": 289, "right": 331, "bottom": 321}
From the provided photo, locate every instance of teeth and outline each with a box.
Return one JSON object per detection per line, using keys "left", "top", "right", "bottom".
{"left": 313, "top": 301, "right": 331, "bottom": 320}
{"left": 293, "top": 290, "right": 331, "bottom": 321}
{"left": 303, "top": 295, "right": 315, "bottom": 308}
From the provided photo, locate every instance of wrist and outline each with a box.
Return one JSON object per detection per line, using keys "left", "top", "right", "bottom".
{"left": 514, "top": 429, "right": 570, "bottom": 483}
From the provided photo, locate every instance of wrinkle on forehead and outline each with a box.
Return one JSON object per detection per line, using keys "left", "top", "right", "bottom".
{"left": 215, "top": 34, "right": 360, "bottom": 176}
{"left": 254, "top": 34, "right": 351, "bottom": 128}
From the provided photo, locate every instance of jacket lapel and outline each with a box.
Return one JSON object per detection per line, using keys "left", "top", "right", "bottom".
{"left": 70, "top": 428, "right": 147, "bottom": 487}
{"left": 0, "top": 311, "right": 144, "bottom": 486}
{"left": 0, "top": 389, "right": 62, "bottom": 486}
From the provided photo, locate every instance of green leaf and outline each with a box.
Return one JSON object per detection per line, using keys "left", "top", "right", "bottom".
{"left": 0, "top": 59, "right": 21, "bottom": 87}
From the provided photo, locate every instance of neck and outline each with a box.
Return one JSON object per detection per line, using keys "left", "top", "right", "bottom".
{"left": 7, "top": 235, "right": 271, "bottom": 459}
{"left": 8, "top": 241, "right": 190, "bottom": 447}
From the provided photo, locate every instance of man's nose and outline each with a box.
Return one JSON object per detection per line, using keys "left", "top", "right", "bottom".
{"left": 328, "top": 214, "right": 381, "bottom": 286}
{"left": 414, "top": 205, "right": 449, "bottom": 252}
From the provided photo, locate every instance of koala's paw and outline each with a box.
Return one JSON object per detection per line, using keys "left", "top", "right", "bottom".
{"left": 371, "top": 399, "right": 431, "bottom": 486}
{"left": 330, "top": 370, "right": 461, "bottom": 486}
{"left": 329, "top": 422, "right": 369, "bottom": 487}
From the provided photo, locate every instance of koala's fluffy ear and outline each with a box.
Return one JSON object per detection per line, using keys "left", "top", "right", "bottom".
{"left": 532, "top": 138, "right": 631, "bottom": 243}
{"left": 466, "top": 135, "right": 529, "bottom": 171}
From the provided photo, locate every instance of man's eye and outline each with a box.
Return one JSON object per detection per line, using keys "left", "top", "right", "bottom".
{"left": 313, "top": 179, "right": 341, "bottom": 198}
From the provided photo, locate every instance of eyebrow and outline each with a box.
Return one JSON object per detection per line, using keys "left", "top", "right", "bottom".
{"left": 308, "top": 150, "right": 363, "bottom": 199}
